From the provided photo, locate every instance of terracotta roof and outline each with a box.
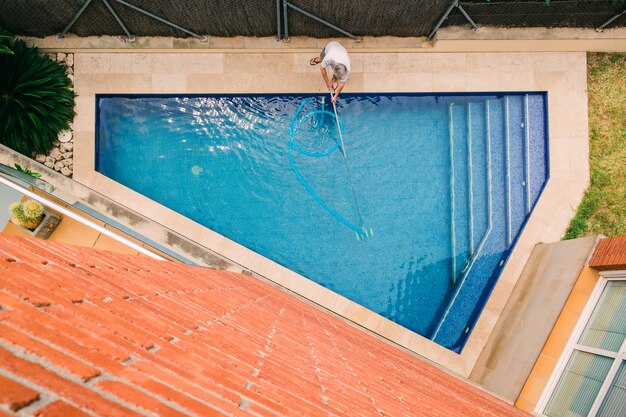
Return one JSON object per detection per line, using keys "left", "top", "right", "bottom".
{"left": 589, "top": 235, "right": 626, "bottom": 270}
{"left": 0, "top": 234, "right": 528, "bottom": 417}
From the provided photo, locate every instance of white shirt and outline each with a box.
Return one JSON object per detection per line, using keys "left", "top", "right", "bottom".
{"left": 321, "top": 41, "right": 351, "bottom": 82}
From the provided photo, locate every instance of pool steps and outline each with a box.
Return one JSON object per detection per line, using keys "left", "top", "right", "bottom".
{"left": 448, "top": 103, "right": 458, "bottom": 281}
{"left": 505, "top": 96, "right": 512, "bottom": 245}
{"left": 467, "top": 102, "right": 475, "bottom": 258}
{"left": 432, "top": 100, "right": 494, "bottom": 343}
{"left": 432, "top": 94, "right": 540, "bottom": 350}
{"left": 524, "top": 94, "right": 532, "bottom": 214}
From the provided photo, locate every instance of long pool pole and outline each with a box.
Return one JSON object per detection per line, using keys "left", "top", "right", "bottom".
{"left": 331, "top": 95, "right": 364, "bottom": 230}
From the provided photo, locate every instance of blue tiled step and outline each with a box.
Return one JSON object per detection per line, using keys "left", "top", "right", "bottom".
{"left": 431, "top": 95, "right": 544, "bottom": 351}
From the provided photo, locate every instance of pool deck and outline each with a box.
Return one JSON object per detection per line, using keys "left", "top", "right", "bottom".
{"left": 33, "top": 27, "right": 625, "bottom": 377}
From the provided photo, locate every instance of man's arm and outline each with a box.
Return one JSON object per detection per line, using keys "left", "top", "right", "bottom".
{"left": 331, "top": 82, "right": 345, "bottom": 103}
{"left": 320, "top": 65, "right": 333, "bottom": 90}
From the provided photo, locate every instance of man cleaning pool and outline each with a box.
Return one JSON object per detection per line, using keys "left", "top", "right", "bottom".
{"left": 310, "top": 41, "right": 351, "bottom": 103}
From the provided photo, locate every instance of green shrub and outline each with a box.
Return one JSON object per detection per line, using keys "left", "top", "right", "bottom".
{"left": 0, "top": 30, "right": 75, "bottom": 155}
{"left": 0, "top": 34, "right": 13, "bottom": 55}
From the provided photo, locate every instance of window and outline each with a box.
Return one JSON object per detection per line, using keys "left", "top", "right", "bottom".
{"left": 538, "top": 273, "right": 626, "bottom": 417}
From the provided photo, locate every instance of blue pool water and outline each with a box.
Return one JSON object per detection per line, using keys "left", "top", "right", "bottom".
{"left": 96, "top": 93, "right": 549, "bottom": 352}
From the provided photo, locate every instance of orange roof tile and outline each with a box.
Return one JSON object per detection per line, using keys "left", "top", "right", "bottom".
{"left": 0, "top": 234, "right": 529, "bottom": 417}
{"left": 0, "top": 374, "right": 39, "bottom": 411}
{"left": 589, "top": 235, "right": 626, "bottom": 270}
{"left": 34, "top": 400, "right": 92, "bottom": 417}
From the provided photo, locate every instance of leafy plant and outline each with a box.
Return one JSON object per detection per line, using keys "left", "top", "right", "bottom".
{"left": 0, "top": 34, "right": 13, "bottom": 55}
{"left": 0, "top": 30, "right": 75, "bottom": 155}
{"left": 14, "top": 163, "right": 42, "bottom": 178}
{"left": 10, "top": 199, "right": 44, "bottom": 230}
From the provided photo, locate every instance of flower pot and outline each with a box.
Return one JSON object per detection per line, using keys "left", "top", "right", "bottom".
{"left": 14, "top": 210, "right": 61, "bottom": 240}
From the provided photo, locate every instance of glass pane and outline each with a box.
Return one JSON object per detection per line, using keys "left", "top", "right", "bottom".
{"left": 597, "top": 361, "right": 626, "bottom": 417}
{"left": 579, "top": 281, "right": 626, "bottom": 352}
{"left": 545, "top": 351, "right": 613, "bottom": 417}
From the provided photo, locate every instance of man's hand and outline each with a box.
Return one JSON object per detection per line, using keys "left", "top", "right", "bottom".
{"left": 331, "top": 82, "right": 345, "bottom": 104}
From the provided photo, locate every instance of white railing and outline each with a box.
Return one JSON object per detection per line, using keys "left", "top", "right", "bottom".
{"left": 0, "top": 174, "right": 166, "bottom": 261}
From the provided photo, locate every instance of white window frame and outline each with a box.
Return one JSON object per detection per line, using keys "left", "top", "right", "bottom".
{"left": 535, "top": 270, "right": 626, "bottom": 417}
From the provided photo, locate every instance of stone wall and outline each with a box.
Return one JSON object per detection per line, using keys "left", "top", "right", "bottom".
{"left": 34, "top": 53, "right": 75, "bottom": 178}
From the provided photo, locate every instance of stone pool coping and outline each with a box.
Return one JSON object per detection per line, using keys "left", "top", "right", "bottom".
{"left": 62, "top": 34, "right": 598, "bottom": 377}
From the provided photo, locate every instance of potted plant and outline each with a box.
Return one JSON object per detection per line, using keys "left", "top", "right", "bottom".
{"left": 9, "top": 199, "right": 61, "bottom": 239}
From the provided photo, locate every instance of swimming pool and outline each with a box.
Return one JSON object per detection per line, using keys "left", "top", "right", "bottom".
{"left": 96, "top": 93, "right": 548, "bottom": 352}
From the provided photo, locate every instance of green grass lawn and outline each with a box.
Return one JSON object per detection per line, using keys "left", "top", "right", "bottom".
{"left": 564, "top": 53, "right": 626, "bottom": 240}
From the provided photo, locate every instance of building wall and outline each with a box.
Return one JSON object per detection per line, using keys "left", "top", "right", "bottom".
{"left": 517, "top": 235, "right": 626, "bottom": 413}
{"left": 515, "top": 265, "right": 600, "bottom": 412}
{"left": 470, "top": 235, "right": 599, "bottom": 402}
